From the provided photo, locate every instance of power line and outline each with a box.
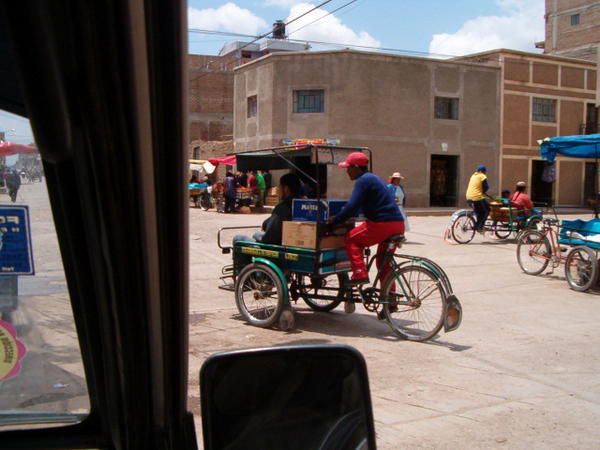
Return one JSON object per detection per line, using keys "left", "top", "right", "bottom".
{"left": 287, "top": 0, "right": 361, "bottom": 38}
{"left": 194, "top": 0, "right": 335, "bottom": 74}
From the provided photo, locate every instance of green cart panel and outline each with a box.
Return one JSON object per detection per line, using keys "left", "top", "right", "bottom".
{"left": 233, "top": 241, "right": 350, "bottom": 276}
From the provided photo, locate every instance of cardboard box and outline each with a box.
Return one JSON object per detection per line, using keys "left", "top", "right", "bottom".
{"left": 282, "top": 221, "right": 351, "bottom": 250}
{"left": 292, "top": 199, "right": 329, "bottom": 222}
{"left": 282, "top": 221, "right": 318, "bottom": 249}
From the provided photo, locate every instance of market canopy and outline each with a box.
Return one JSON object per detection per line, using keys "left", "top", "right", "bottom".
{"left": 540, "top": 134, "right": 600, "bottom": 164}
{"left": 0, "top": 140, "right": 37, "bottom": 157}
{"left": 208, "top": 155, "right": 237, "bottom": 166}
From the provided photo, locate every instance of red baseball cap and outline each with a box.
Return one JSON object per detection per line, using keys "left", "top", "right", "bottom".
{"left": 338, "top": 152, "right": 369, "bottom": 168}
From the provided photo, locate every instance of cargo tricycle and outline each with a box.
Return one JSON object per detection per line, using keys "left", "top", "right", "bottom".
{"left": 218, "top": 144, "right": 462, "bottom": 341}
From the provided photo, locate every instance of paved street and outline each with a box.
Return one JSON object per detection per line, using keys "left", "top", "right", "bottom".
{"left": 4, "top": 181, "right": 600, "bottom": 448}
{"left": 189, "top": 206, "right": 600, "bottom": 449}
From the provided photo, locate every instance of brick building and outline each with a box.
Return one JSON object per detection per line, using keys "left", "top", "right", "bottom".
{"left": 234, "top": 50, "right": 501, "bottom": 207}
{"left": 540, "top": 0, "right": 600, "bottom": 61}
{"left": 460, "top": 49, "right": 598, "bottom": 206}
{"left": 188, "top": 54, "right": 235, "bottom": 142}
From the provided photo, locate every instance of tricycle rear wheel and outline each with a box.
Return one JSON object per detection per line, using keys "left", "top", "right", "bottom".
{"left": 565, "top": 246, "right": 598, "bottom": 292}
{"left": 235, "top": 263, "right": 285, "bottom": 327}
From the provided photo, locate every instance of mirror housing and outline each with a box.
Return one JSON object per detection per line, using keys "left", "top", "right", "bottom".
{"left": 200, "top": 345, "right": 376, "bottom": 450}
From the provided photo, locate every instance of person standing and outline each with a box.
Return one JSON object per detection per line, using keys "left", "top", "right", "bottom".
{"left": 224, "top": 171, "right": 236, "bottom": 213}
{"left": 6, "top": 169, "right": 21, "bottom": 203}
{"left": 256, "top": 170, "right": 266, "bottom": 208}
{"left": 263, "top": 169, "right": 272, "bottom": 203}
{"left": 466, "top": 165, "right": 490, "bottom": 233}
{"left": 386, "top": 172, "right": 410, "bottom": 232}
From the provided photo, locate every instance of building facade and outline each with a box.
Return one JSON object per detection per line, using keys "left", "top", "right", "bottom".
{"left": 461, "top": 49, "right": 598, "bottom": 206}
{"left": 234, "top": 50, "right": 501, "bottom": 207}
{"left": 541, "top": 0, "right": 600, "bottom": 61}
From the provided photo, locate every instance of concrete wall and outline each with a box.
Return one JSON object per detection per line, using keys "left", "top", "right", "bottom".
{"left": 234, "top": 51, "right": 501, "bottom": 207}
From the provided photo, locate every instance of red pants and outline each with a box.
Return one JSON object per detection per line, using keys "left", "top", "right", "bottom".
{"left": 344, "top": 221, "right": 405, "bottom": 281}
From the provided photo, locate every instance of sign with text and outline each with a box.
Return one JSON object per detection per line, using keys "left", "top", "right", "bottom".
{"left": 0, "top": 206, "right": 34, "bottom": 275}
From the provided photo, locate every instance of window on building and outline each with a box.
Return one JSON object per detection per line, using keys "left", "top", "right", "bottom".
{"left": 532, "top": 97, "right": 556, "bottom": 122}
{"left": 293, "top": 90, "right": 325, "bottom": 113}
{"left": 571, "top": 13, "right": 580, "bottom": 26}
{"left": 193, "top": 146, "right": 200, "bottom": 160}
{"left": 434, "top": 97, "right": 459, "bottom": 120}
{"left": 247, "top": 95, "right": 257, "bottom": 118}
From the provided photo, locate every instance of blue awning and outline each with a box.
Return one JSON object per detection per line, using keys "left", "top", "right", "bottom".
{"left": 540, "top": 134, "right": 600, "bottom": 164}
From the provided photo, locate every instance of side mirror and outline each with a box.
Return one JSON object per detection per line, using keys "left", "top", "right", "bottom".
{"left": 200, "top": 345, "right": 376, "bottom": 450}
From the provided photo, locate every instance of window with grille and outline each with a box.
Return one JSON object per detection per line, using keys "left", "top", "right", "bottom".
{"left": 293, "top": 90, "right": 324, "bottom": 113}
{"left": 247, "top": 95, "right": 257, "bottom": 118}
{"left": 193, "top": 146, "right": 200, "bottom": 160}
{"left": 434, "top": 97, "right": 459, "bottom": 120}
{"left": 532, "top": 97, "right": 556, "bottom": 122}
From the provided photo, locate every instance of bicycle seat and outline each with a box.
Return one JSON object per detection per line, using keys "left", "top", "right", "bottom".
{"left": 384, "top": 234, "right": 406, "bottom": 244}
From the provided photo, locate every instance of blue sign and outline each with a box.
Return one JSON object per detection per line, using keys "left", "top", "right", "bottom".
{"left": 0, "top": 206, "right": 34, "bottom": 276}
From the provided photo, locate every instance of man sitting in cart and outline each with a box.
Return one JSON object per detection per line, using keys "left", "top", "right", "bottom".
{"left": 233, "top": 173, "right": 302, "bottom": 245}
{"left": 509, "top": 181, "right": 534, "bottom": 217}
{"left": 329, "top": 152, "right": 404, "bottom": 286}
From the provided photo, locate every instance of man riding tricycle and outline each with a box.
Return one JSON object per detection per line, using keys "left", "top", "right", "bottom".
{"left": 218, "top": 143, "right": 462, "bottom": 342}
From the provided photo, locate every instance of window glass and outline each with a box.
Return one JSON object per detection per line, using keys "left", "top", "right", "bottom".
{"left": 0, "top": 111, "right": 89, "bottom": 430}
{"left": 571, "top": 14, "right": 580, "bottom": 26}
{"left": 247, "top": 95, "right": 258, "bottom": 118}
{"left": 532, "top": 97, "right": 556, "bottom": 122}
{"left": 293, "top": 90, "right": 325, "bottom": 113}
{"left": 434, "top": 97, "right": 459, "bottom": 120}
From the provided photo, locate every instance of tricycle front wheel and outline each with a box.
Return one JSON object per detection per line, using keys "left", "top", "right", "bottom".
{"left": 565, "top": 246, "right": 598, "bottom": 292}
{"left": 451, "top": 214, "right": 476, "bottom": 244}
{"left": 235, "top": 263, "right": 285, "bottom": 327}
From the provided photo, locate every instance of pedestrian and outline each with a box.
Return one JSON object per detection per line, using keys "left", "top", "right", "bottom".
{"left": 466, "top": 165, "right": 490, "bottom": 233}
{"left": 386, "top": 172, "right": 410, "bottom": 232}
{"left": 6, "top": 169, "right": 21, "bottom": 203}
{"left": 239, "top": 171, "right": 248, "bottom": 188}
{"left": 224, "top": 171, "right": 236, "bottom": 213}
{"left": 256, "top": 170, "right": 266, "bottom": 207}
{"left": 510, "top": 181, "right": 534, "bottom": 216}
{"left": 263, "top": 169, "right": 272, "bottom": 203}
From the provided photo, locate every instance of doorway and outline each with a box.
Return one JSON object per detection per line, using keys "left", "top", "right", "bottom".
{"left": 586, "top": 104, "right": 598, "bottom": 134}
{"left": 585, "top": 162, "right": 597, "bottom": 206}
{"left": 531, "top": 160, "right": 553, "bottom": 205}
{"left": 430, "top": 155, "right": 458, "bottom": 207}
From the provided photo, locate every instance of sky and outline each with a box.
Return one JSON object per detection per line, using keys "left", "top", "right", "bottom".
{"left": 188, "top": 0, "right": 546, "bottom": 57}
{"left": 0, "top": 0, "right": 547, "bottom": 143}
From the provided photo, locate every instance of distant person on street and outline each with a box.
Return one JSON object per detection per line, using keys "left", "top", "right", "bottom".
{"left": 256, "top": 170, "right": 266, "bottom": 207}
{"left": 386, "top": 172, "right": 410, "bottom": 232}
{"left": 6, "top": 169, "right": 21, "bottom": 203}
{"left": 510, "top": 181, "right": 534, "bottom": 216}
{"left": 233, "top": 173, "right": 302, "bottom": 245}
{"left": 224, "top": 171, "right": 236, "bottom": 213}
{"left": 263, "top": 169, "right": 272, "bottom": 203}
{"left": 466, "top": 165, "right": 490, "bottom": 233}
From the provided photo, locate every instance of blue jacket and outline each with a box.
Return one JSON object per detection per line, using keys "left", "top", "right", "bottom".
{"left": 333, "top": 172, "right": 403, "bottom": 224}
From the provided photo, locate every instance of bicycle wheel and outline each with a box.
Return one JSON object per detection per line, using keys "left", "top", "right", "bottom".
{"left": 451, "top": 215, "right": 476, "bottom": 244}
{"left": 235, "top": 263, "right": 285, "bottom": 327}
{"left": 525, "top": 216, "right": 542, "bottom": 231}
{"left": 381, "top": 266, "right": 446, "bottom": 341}
{"left": 493, "top": 219, "right": 512, "bottom": 240}
{"left": 516, "top": 230, "right": 551, "bottom": 275}
{"left": 565, "top": 246, "right": 598, "bottom": 292}
{"left": 297, "top": 273, "right": 347, "bottom": 312}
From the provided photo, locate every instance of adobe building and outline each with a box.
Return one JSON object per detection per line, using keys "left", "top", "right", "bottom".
{"left": 233, "top": 50, "right": 501, "bottom": 207}
{"left": 538, "top": 0, "right": 600, "bottom": 61}
{"left": 459, "top": 49, "right": 598, "bottom": 206}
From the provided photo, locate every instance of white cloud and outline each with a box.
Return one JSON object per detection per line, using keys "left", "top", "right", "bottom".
{"left": 188, "top": 3, "right": 267, "bottom": 35}
{"left": 285, "top": 3, "right": 380, "bottom": 48}
{"left": 263, "top": 0, "right": 303, "bottom": 7}
{"left": 429, "top": 0, "right": 544, "bottom": 57}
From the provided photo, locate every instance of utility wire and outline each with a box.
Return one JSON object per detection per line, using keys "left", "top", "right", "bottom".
{"left": 195, "top": 0, "right": 335, "bottom": 73}
{"left": 287, "top": 0, "right": 361, "bottom": 38}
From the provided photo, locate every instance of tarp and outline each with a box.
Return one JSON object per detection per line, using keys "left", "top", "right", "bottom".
{"left": 0, "top": 141, "right": 37, "bottom": 157}
{"left": 540, "top": 134, "right": 600, "bottom": 163}
{"left": 208, "top": 155, "right": 236, "bottom": 166}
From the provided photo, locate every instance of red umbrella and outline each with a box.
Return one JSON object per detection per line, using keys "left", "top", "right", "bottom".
{"left": 208, "top": 155, "right": 236, "bottom": 166}
{"left": 0, "top": 141, "right": 37, "bottom": 156}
